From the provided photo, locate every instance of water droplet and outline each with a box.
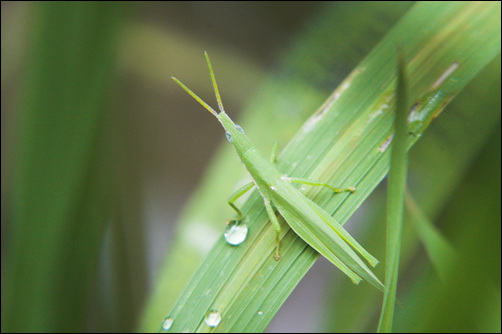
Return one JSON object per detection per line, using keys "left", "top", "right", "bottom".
{"left": 204, "top": 309, "right": 222, "bottom": 328}
{"left": 235, "top": 124, "right": 244, "bottom": 133}
{"left": 270, "top": 186, "right": 276, "bottom": 191}
{"left": 257, "top": 311, "right": 263, "bottom": 316}
{"left": 224, "top": 220, "right": 248, "bottom": 246}
{"left": 161, "top": 316, "right": 174, "bottom": 331}
{"left": 225, "top": 131, "right": 232, "bottom": 143}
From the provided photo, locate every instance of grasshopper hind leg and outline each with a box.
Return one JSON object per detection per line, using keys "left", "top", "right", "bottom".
{"left": 288, "top": 177, "right": 356, "bottom": 194}
{"left": 263, "top": 198, "right": 282, "bottom": 260}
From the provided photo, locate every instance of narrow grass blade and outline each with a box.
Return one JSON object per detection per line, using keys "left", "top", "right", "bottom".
{"left": 377, "top": 52, "right": 409, "bottom": 333}
{"left": 405, "top": 190, "right": 456, "bottom": 282}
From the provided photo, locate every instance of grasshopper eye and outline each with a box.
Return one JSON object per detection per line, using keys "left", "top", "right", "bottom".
{"left": 235, "top": 124, "right": 244, "bottom": 134}
{"left": 225, "top": 131, "right": 233, "bottom": 143}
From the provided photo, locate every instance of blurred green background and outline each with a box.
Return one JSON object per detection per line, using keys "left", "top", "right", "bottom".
{"left": 1, "top": 2, "right": 500, "bottom": 333}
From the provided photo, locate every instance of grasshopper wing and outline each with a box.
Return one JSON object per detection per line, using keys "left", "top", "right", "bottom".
{"left": 275, "top": 202, "right": 384, "bottom": 291}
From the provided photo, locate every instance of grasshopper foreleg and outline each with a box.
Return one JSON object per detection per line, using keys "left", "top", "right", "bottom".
{"left": 227, "top": 181, "right": 255, "bottom": 219}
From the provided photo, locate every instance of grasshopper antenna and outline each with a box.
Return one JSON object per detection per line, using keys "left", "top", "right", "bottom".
{"left": 171, "top": 55, "right": 219, "bottom": 117}
{"left": 204, "top": 51, "right": 226, "bottom": 114}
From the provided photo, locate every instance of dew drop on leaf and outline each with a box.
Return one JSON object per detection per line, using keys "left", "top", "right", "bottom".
{"left": 204, "top": 309, "right": 222, "bottom": 328}
{"left": 160, "top": 316, "right": 174, "bottom": 331}
{"left": 224, "top": 220, "right": 248, "bottom": 246}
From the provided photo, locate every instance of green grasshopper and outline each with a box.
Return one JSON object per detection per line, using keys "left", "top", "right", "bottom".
{"left": 172, "top": 52, "right": 384, "bottom": 291}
